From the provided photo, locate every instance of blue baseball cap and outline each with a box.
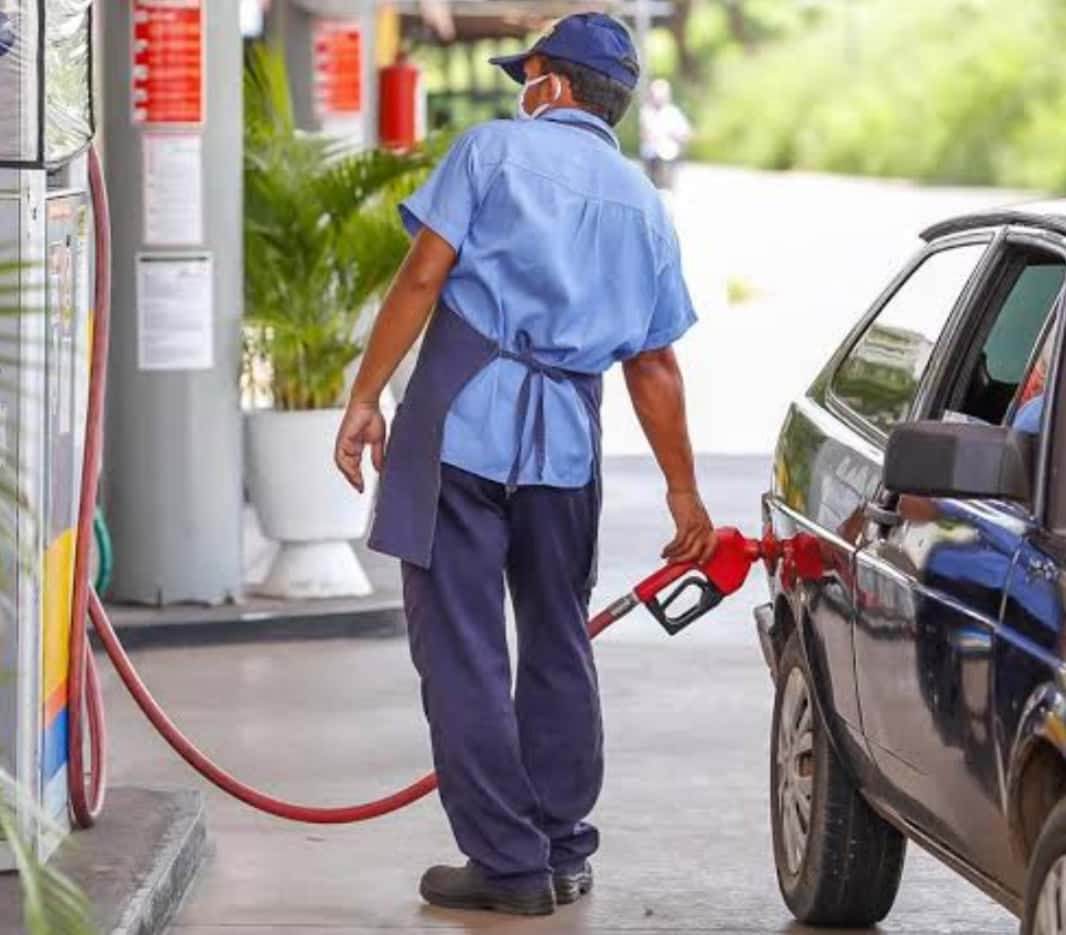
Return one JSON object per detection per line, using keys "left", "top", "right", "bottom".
{"left": 489, "top": 12, "right": 640, "bottom": 90}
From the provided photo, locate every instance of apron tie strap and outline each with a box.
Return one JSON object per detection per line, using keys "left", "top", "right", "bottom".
{"left": 498, "top": 331, "right": 573, "bottom": 486}
{"left": 369, "top": 303, "right": 602, "bottom": 582}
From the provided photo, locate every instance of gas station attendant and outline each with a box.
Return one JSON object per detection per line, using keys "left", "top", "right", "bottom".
{"left": 334, "top": 12, "right": 716, "bottom": 917}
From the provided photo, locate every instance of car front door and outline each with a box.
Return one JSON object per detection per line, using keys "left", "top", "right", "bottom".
{"left": 995, "top": 298, "right": 1066, "bottom": 896}
{"left": 853, "top": 237, "right": 1066, "bottom": 879}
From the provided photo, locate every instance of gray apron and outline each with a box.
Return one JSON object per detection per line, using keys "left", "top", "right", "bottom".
{"left": 367, "top": 303, "right": 603, "bottom": 583}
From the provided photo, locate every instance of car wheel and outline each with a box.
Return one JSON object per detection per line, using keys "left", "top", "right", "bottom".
{"left": 771, "top": 631, "right": 906, "bottom": 926}
{"left": 1023, "top": 798, "right": 1066, "bottom": 934}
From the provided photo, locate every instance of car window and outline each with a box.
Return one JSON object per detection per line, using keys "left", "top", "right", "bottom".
{"left": 986, "top": 264, "right": 1063, "bottom": 382}
{"left": 952, "top": 252, "right": 1065, "bottom": 427}
{"left": 831, "top": 244, "right": 986, "bottom": 434}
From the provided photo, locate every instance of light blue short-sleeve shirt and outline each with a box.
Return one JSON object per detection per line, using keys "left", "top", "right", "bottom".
{"left": 399, "top": 108, "right": 697, "bottom": 488}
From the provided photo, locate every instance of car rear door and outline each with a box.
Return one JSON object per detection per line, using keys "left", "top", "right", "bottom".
{"left": 853, "top": 234, "right": 1066, "bottom": 880}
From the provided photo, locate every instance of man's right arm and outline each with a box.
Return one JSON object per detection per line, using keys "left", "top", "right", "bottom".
{"left": 623, "top": 346, "right": 717, "bottom": 563}
{"left": 334, "top": 228, "right": 456, "bottom": 492}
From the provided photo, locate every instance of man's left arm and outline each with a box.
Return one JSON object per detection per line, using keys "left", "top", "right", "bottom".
{"left": 623, "top": 241, "right": 715, "bottom": 562}
{"left": 624, "top": 346, "right": 716, "bottom": 563}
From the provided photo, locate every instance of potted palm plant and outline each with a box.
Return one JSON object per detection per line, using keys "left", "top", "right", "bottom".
{"left": 243, "top": 47, "right": 440, "bottom": 598}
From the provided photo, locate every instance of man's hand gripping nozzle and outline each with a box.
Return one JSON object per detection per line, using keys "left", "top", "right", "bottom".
{"left": 588, "top": 527, "right": 778, "bottom": 638}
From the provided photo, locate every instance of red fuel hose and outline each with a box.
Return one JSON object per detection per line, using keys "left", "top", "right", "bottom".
{"left": 68, "top": 145, "right": 110, "bottom": 828}
{"left": 66, "top": 143, "right": 642, "bottom": 826}
{"left": 85, "top": 587, "right": 622, "bottom": 824}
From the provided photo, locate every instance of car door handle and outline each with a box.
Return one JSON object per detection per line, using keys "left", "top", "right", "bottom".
{"left": 864, "top": 500, "right": 901, "bottom": 528}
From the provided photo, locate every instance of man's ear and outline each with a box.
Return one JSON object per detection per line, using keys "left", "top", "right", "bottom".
{"left": 552, "top": 72, "right": 577, "bottom": 106}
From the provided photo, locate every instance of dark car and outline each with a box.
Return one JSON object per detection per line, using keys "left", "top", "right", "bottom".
{"left": 756, "top": 202, "right": 1066, "bottom": 935}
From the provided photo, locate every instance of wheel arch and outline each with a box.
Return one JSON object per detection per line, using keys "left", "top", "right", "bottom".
{"left": 772, "top": 585, "right": 856, "bottom": 768}
{"left": 769, "top": 590, "right": 799, "bottom": 668}
{"left": 1008, "top": 683, "right": 1066, "bottom": 865}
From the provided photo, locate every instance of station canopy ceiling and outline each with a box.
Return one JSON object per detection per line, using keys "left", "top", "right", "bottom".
{"left": 273, "top": 0, "right": 670, "bottom": 49}
{"left": 395, "top": 0, "right": 673, "bottom": 44}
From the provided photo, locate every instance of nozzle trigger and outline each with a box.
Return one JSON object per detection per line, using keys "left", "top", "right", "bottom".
{"left": 645, "top": 575, "right": 724, "bottom": 636}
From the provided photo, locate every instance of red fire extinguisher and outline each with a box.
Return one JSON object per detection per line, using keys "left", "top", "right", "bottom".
{"left": 379, "top": 52, "right": 424, "bottom": 151}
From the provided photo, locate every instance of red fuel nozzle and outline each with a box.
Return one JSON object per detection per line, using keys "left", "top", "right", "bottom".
{"left": 633, "top": 527, "right": 766, "bottom": 635}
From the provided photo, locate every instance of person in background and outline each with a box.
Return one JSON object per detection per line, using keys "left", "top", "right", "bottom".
{"left": 640, "top": 78, "right": 692, "bottom": 192}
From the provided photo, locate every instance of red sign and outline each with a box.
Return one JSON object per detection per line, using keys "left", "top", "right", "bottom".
{"left": 313, "top": 20, "right": 363, "bottom": 118}
{"left": 131, "top": 0, "right": 205, "bottom": 127}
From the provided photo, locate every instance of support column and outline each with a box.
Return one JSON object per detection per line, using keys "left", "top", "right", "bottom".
{"left": 101, "top": 0, "right": 243, "bottom": 604}
{"left": 269, "top": 0, "right": 378, "bottom": 149}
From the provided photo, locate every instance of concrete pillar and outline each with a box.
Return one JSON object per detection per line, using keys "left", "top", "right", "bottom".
{"left": 100, "top": 0, "right": 243, "bottom": 604}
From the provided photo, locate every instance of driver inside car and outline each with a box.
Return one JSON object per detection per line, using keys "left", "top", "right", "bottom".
{"left": 1011, "top": 323, "right": 1055, "bottom": 435}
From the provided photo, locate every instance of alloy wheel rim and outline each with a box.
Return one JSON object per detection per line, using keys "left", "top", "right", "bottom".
{"left": 777, "top": 666, "right": 814, "bottom": 876}
{"left": 1036, "top": 855, "right": 1066, "bottom": 935}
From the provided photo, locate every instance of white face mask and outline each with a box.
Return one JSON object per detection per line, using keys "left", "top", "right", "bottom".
{"left": 516, "top": 74, "right": 561, "bottom": 121}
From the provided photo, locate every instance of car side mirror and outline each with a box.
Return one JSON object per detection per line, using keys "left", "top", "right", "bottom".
{"left": 884, "top": 420, "right": 1034, "bottom": 502}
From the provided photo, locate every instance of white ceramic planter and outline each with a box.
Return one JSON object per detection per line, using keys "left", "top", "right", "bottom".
{"left": 245, "top": 395, "right": 392, "bottom": 599}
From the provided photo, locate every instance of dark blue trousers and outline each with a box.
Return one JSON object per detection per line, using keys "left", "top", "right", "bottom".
{"left": 402, "top": 464, "right": 603, "bottom": 887}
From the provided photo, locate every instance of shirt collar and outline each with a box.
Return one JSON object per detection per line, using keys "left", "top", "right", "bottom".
{"left": 540, "top": 107, "right": 620, "bottom": 150}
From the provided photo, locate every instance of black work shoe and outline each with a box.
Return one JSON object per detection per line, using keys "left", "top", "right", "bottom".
{"left": 553, "top": 862, "right": 593, "bottom": 905}
{"left": 419, "top": 863, "right": 555, "bottom": 916}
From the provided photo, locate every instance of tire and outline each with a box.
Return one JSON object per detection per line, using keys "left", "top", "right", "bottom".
{"left": 771, "top": 631, "right": 906, "bottom": 926}
{"left": 1022, "top": 797, "right": 1066, "bottom": 935}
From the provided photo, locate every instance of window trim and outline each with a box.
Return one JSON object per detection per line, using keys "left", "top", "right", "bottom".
{"left": 825, "top": 231, "right": 996, "bottom": 448}
{"left": 916, "top": 228, "right": 1066, "bottom": 529}
{"left": 919, "top": 231, "right": 1066, "bottom": 425}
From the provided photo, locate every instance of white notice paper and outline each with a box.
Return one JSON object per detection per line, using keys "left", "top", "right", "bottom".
{"left": 137, "top": 254, "right": 213, "bottom": 371}
{"left": 143, "top": 133, "right": 204, "bottom": 246}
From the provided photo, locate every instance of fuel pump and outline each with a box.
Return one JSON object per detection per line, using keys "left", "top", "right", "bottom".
{"left": 0, "top": 0, "right": 95, "bottom": 866}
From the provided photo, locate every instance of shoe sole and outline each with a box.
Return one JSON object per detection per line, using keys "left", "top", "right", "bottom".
{"left": 420, "top": 882, "right": 555, "bottom": 916}
{"left": 554, "top": 869, "right": 593, "bottom": 906}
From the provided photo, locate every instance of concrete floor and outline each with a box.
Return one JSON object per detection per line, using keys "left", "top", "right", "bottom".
{"left": 599, "top": 163, "right": 1032, "bottom": 457}
{"left": 101, "top": 634, "right": 1019, "bottom": 934}
{"left": 0, "top": 788, "right": 205, "bottom": 935}
{"left": 97, "top": 453, "right": 1018, "bottom": 935}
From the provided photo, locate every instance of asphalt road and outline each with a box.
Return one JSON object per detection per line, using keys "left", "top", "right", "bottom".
{"left": 601, "top": 163, "right": 1032, "bottom": 457}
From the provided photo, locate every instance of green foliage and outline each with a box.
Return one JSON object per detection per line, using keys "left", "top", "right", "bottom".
{"left": 243, "top": 44, "right": 445, "bottom": 410}
{"left": 726, "top": 275, "right": 758, "bottom": 306}
{"left": 690, "top": 0, "right": 821, "bottom": 68}
{"left": 690, "top": 0, "right": 1066, "bottom": 190}
{"left": 0, "top": 774, "right": 97, "bottom": 934}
